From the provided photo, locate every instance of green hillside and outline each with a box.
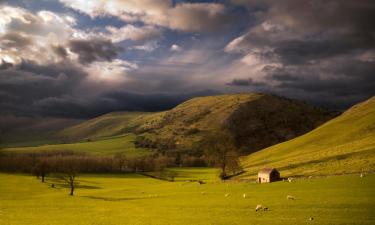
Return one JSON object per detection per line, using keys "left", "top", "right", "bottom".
{"left": 3, "top": 93, "right": 333, "bottom": 156}
{"left": 3, "top": 134, "right": 151, "bottom": 156}
{"left": 136, "top": 93, "right": 333, "bottom": 153}
{"left": 240, "top": 96, "right": 375, "bottom": 179}
{"left": 57, "top": 111, "right": 157, "bottom": 141}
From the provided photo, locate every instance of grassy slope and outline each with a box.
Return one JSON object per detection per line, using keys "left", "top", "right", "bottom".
{"left": 136, "top": 94, "right": 262, "bottom": 150}
{"left": 2, "top": 134, "right": 151, "bottom": 156}
{"left": 0, "top": 170, "right": 374, "bottom": 225}
{"left": 240, "top": 96, "right": 375, "bottom": 178}
{"left": 137, "top": 93, "right": 332, "bottom": 153}
{"left": 57, "top": 111, "right": 156, "bottom": 141}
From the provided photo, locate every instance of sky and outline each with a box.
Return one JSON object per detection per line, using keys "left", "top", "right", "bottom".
{"left": 0, "top": 0, "right": 374, "bottom": 118}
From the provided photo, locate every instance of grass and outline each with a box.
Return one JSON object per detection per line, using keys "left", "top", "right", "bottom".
{"left": 137, "top": 93, "right": 264, "bottom": 150}
{"left": 240, "top": 97, "right": 375, "bottom": 178}
{"left": 0, "top": 169, "right": 374, "bottom": 225}
{"left": 57, "top": 111, "right": 156, "bottom": 141}
{"left": 2, "top": 134, "right": 151, "bottom": 156}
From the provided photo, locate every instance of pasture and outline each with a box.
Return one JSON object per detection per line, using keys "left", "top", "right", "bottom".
{"left": 1, "top": 168, "right": 374, "bottom": 225}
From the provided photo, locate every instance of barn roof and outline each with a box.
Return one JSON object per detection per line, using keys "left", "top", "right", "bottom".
{"left": 258, "top": 168, "right": 278, "bottom": 175}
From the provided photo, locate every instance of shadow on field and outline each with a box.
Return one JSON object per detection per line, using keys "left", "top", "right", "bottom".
{"left": 82, "top": 196, "right": 151, "bottom": 201}
{"left": 45, "top": 177, "right": 102, "bottom": 190}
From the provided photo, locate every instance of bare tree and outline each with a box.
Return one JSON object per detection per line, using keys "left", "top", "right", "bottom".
{"left": 201, "top": 130, "right": 242, "bottom": 180}
{"left": 33, "top": 159, "right": 51, "bottom": 182}
{"left": 55, "top": 157, "right": 79, "bottom": 196}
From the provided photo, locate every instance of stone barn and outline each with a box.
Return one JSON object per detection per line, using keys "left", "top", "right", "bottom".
{"left": 258, "top": 168, "right": 280, "bottom": 183}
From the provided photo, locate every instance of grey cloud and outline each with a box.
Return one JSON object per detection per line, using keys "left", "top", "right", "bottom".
{"left": 0, "top": 32, "right": 33, "bottom": 48}
{"left": 52, "top": 45, "right": 68, "bottom": 59}
{"left": 226, "top": 0, "right": 375, "bottom": 108}
{"left": 32, "top": 90, "right": 220, "bottom": 118}
{"left": 0, "top": 61, "right": 87, "bottom": 115}
{"left": 227, "top": 78, "right": 266, "bottom": 87}
{"left": 68, "top": 39, "right": 123, "bottom": 64}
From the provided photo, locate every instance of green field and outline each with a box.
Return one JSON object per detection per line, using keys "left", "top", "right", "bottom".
{"left": 1, "top": 169, "right": 374, "bottom": 225}
{"left": 3, "top": 134, "right": 151, "bottom": 156}
{"left": 240, "top": 97, "right": 375, "bottom": 178}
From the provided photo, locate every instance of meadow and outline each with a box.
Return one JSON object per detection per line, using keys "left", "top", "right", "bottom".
{"left": 1, "top": 168, "right": 374, "bottom": 225}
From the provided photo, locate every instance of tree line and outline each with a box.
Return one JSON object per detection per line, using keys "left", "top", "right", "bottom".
{"left": 0, "top": 130, "right": 243, "bottom": 195}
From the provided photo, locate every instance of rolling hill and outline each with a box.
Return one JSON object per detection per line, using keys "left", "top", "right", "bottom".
{"left": 2, "top": 93, "right": 334, "bottom": 156}
{"left": 56, "top": 111, "right": 157, "bottom": 141}
{"left": 135, "top": 93, "right": 334, "bottom": 154}
{"left": 239, "top": 96, "right": 375, "bottom": 178}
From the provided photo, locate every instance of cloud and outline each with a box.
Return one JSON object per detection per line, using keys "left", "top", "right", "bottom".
{"left": 170, "top": 44, "right": 182, "bottom": 52}
{"left": 227, "top": 78, "right": 266, "bottom": 87}
{"left": 59, "top": 0, "right": 231, "bottom": 32}
{"left": 224, "top": 0, "right": 375, "bottom": 108}
{"left": 68, "top": 38, "right": 123, "bottom": 64}
{"left": 106, "top": 25, "right": 162, "bottom": 43}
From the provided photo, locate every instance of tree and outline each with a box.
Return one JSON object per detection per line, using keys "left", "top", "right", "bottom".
{"left": 55, "top": 157, "right": 79, "bottom": 196}
{"left": 201, "top": 130, "right": 242, "bottom": 180}
{"left": 33, "top": 159, "right": 51, "bottom": 182}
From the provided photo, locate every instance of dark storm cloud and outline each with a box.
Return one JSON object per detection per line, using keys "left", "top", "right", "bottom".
{"left": 227, "top": 78, "right": 266, "bottom": 87}
{"left": 227, "top": 0, "right": 375, "bottom": 108}
{"left": 68, "top": 39, "right": 123, "bottom": 64}
{"left": 0, "top": 61, "right": 87, "bottom": 116}
{"left": 0, "top": 59, "right": 219, "bottom": 118}
{"left": 32, "top": 90, "right": 220, "bottom": 118}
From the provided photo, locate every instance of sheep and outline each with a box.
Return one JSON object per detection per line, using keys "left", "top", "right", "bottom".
{"left": 243, "top": 193, "right": 247, "bottom": 198}
{"left": 255, "top": 205, "right": 268, "bottom": 211}
{"left": 255, "top": 205, "right": 263, "bottom": 211}
{"left": 201, "top": 191, "right": 206, "bottom": 195}
{"left": 288, "top": 177, "right": 294, "bottom": 183}
{"left": 287, "top": 195, "right": 295, "bottom": 200}
{"left": 360, "top": 173, "right": 365, "bottom": 178}
{"left": 225, "top": 193, "right": 230, "bottom": 197}
{"left": 309, "top": 217, "right": 314, "bottom": 221}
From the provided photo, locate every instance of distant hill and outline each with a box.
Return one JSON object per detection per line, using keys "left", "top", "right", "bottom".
{"left": 2, "top": 93, "right": 334, "bottom": 156}
{"left": 134, "top": 93, "right": 334, "bottom": 154}
{"left": 56, "top": 111, "right": 156, "bottom": 141}
{"left": 0, "top": 115, "right": 81, "bottom": 147}
{"left": 239, "top": 96, "right": 375, "bottom": 179}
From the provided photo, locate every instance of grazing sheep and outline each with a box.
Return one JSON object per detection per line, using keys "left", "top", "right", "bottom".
{"left": 287, "top": 195, "right": 295, "bottom": 200}
{"left": 225, "top": 193, "right": 230, "bottom": 197}
{"left": 201, "top": 191, "right": 206, "bottom": 195}
{"left": 255, "top": 205, "right": 263, "bottom": 211}
{"left": 308, "top": 176, "right": 313, "bottom": 179}
{"left": 243, "top": 193, "right": 247, "bottom": 198}
{"left": 360, "top": 173, "right": 365, "bottom": 178}
{"left": 309, "top": 217, "right": 314, "bottom": 221}
{"left": 288, "top": 177, "right": 294, "bottom": 183}
{"left": 255, "top": 205, "right": 268, "bottom": 211}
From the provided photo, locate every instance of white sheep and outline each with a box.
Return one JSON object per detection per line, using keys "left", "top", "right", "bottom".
{"left": 255, "top": 205, "right": 268, "bottom": 211}
{"left": 225, "top": 193, "right": 230, "bottom": 197}
{"left": 201, "top": 191, "right": 206, "bottom": 195}
{"left": 287, "top": 195, "right": 295, "bottom": 200}
{"left": 288, "top": 177, "right": 294, "bottom": 183}
{"left": 360, "top": 173, "right": 365, "bottom": 178}
{"left": 255, "top": 205, "right": 263, "bottom": 211}
{"left": 243, "top": 193, "right": 247, "bottom": 198}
